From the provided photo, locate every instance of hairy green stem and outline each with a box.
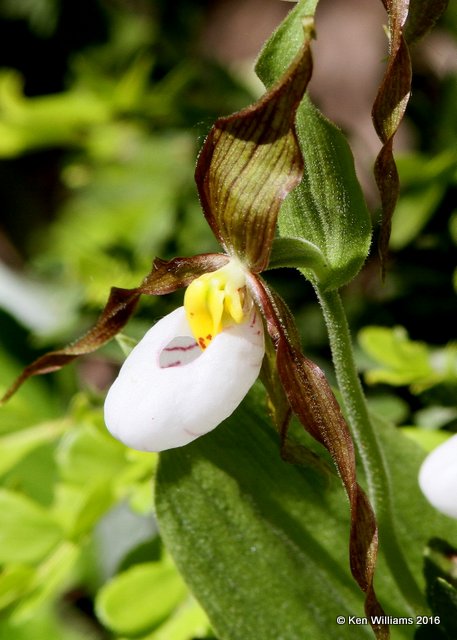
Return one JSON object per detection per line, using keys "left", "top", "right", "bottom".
{"left": 315, "top": 286, "right": 426, "bottom": 614}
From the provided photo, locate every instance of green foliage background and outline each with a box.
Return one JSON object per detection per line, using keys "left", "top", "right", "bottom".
{"left": 0, "top": 1, "right": 456, "bottom": 639}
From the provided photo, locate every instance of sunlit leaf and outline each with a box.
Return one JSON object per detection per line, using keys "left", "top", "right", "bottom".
{"left": 12, "top": 542, "right": 79, "bottom": 623}
{"left": 0, "top": 565, "right": 34, "bottom": 610}
{"left": 401, "top": 428, "right": 451, "bottom": 453}
{"left": 0, "top": 489, "right": 63, "bottom": 564}
{"left": 56, "top": 423, "right": 125, "bottom": 485}
{"left": 142, "top": 599, "right": 210, "bottom": 640}
{"left": 357, "top": 326, "right": 455, "bottom": 390}
{"left": 95, "top": 562, "right": 188, "bottom": 636}
{"left": 0, "top": 420, "right": 69, "bottom": 477}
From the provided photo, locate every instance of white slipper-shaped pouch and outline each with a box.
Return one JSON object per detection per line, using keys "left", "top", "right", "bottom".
{"left": 104, "top": 306, "right": 265, "bottom": 452}
{"left": 418, "top": 434, "right": 457, "bottom": 519}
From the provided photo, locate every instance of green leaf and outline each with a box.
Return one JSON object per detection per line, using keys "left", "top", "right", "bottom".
{"left": 277, "top": 97, "right": 372, "bottom": 289}
{"left": 400, "top": 428, "right": 451, "bottom": 453}
{"left": 95, "top": 561, "right": 188, "bottom": 636}
{"left": 421, "top": 539, "right": 457, "bottom": 639}
{"left": 141, "top": 598, "right": 210, "bottom": 640}
{"left": 156, "top": 389, "right": 373, "bottom": 640}
{"left": 268, "top": 236, "right": 328, "bottom": 278}
{"left": 12, "top": 542, "right": 79, "bottom": 623}
{"left": 52, "top": 482, "right": 114, "bottom": 539}
{"left": 0, "top": 419, "right": 68, "bottom": 477}
{"left": 358, "top": 326, "right": 433, "bottom": 387}
{"left": 0, "top": 70, "right": 111, "bottom": 157}
{"left": 0, "top": 347, "right": 58, "bottom": 433}
{"left": 390, "top": 182, "right": 445, "bottom": 250}
{"left": 0, "top": 489, "right": 63, "bottom": 564}
{"left": 427, "top": 579, "right": 457, "bottom": 638}
{"left": 156, "top": 386, "right": 457, "bottom": 640}
{"left": 256, "top": 3, "right": 371, "bottom": 289}
{"left": 390, "top": 151, "right": 456, "bottom": 249}
{"left": 0, "top": 565, "right": 34, "bottom": 610}
{"left": 255, "top": 0, "right": 319, "bottom": 83}
{"left": 414, "top": 407, "right": 457, "bottom": 431}
{"left": 373, "top": 419, "right": 457, "bottom": 595}
{"left": 0, "top": 602, "right": 88, "bottom": 640}
{"left": 56, "top": 423, "right": 126, "bottom": 485}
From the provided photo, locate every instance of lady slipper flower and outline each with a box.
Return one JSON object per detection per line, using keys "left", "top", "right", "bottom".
{"left": 419, "top": 435, "right": 457, "bottom": 519}
{"left": 104, "top": 260, "right": 265, "bottom": 451}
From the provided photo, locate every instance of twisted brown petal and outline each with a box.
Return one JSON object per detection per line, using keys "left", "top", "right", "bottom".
{"left": 195, "top": 20, "right": 315, "bottom": 273}
{"left": 1, "top": 253, "right": 228, "bottom": 403}
{"left": 248, "top": 273, "right": 388, "bottom": 640}
{"left": 372, "top": 0, "right": 448, "bottom": 275}
{"left": 372, "top": 0, "right": 411, "bottom": 276}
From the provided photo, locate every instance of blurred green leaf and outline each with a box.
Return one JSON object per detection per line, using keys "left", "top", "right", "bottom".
{"left": 141, "top": 598, "right": 210, "bottom": 640}
{"left": 359, "top": 327, "right": 433, "bottom": 385}
{"left": 96, "top": 561, "right": 188, "bottom": 636}
{"left": 426, "top": 578, "right": 457, "bottom": 639}
{"left": 0, "top": 419, "right": 69, "bottom": 477}
{"left": 114, "top": 333, "right": 139, "bottom": 357}
{"left": 0, "top": 603, "right": 88, "bottom": 640}
{"left": 0, "top": 489, "right": 63, "bottom": 564}
{"left": 0, "top": 348, "right": 58, "bottom": 432}
{"left": 12, "top": 541, "right": 79, "bottom": 623}
{"left": 401, "top": 428, "right": 451, "bottom": 453}
{"left": 56, "top": 422, "right": 126, "bottom": 485}
{"left": 359, "top": 326, "right": 434, "bottom": 388}
{"left": 39, "top": 131, "right": 193, "bottom": 305}
{"left": 0, "top": 565, "right": 34, "bottom": 610}
{"left": 419, "top": 539, "right": 457, "bottom": 639}
{"left": 52, "top": 481, "right": 114, "bottom": 539}
{"left": 414, "top": 407, "right": 457, "bottom": 431}
{"left": 366, "top": 393, "right": 410, "bottom": 425}
{"left": 360, "top": 327, "right": 457, "bottom": 392}
{"left": 390, "top": 151, "right": 457, "bottom": 250}
{"left": 0, "top": 70, "right": 111, "bottom": 157}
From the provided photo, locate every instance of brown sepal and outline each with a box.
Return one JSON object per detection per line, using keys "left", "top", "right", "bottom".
{"left": 372, "top": 1, "right": 412, "bottom": 278}
{"left": 1, "top": 253, "right": 228, "bottom": 404}
{"left": 248, "top": 273, "right": 389, "bottom": 639}
{"left": 195, "top": 31, "right": 314, "bottom": 273}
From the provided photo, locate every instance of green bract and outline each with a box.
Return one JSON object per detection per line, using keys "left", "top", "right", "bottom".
{"left": 256, "top": 0, "right": 371, "bottom": 289}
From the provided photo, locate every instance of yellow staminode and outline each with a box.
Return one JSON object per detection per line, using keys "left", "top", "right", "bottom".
{"left": 184, "top": 260, "right": 247, "bottom": 350}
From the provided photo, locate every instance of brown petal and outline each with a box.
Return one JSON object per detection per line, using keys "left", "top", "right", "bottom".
{"left": 248, "top": 273, "right": 388, "bottom": 639}
{"left": 372, "top": 0, "right": 449, "bottom": 275}
{"left": 1, "top": 253, "right": 228, "bottom": 404}
{"left": 195, "top": 21, "right": 315, "bottom": 273}
{"left": 371, "top": 1, "right": 411, "bottom": 277}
